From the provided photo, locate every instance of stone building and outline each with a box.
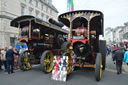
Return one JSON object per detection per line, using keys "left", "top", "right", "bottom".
{"left": 104, "top": 27, "right": 113, "bottom": 45}
{"left": 0, "top": 0, "right": 58, "bottom": 48}
{"left": 105, "top": 23, "right": 128, "bottom": 45}
{"left": 121, "top": 22, "right": 128, "bottom": 42}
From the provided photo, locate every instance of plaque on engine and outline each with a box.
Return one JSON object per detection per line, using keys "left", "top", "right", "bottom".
{"left": 51, "top": 56, "right": 68, "bottom": 82}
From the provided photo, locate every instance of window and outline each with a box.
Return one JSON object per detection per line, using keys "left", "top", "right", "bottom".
{"left": 21, "top": 3, "right": 26, "bottom": 15}
{"left": 41, "top": 13, "right": 44, "bottom": 20}
{"left": 48, "top": 0, "right": 52, "bottom": 4}
{"left": 41, "top": 4, "right": 43, "bottom": 10}
{"left": 29, "top": 0, "right": 32, "bottom": 4}
{"left": 29, "top": 7, "right": 33, "bottom": 15}
{"left": 46, "top": 7, "right": 48, "bottom": 13}
{"left": 21, "top": 6, "right": 25, "bottom": 15}
{"left": 46, "top": 16, "right": 49, "bottom": 22}
{"left": 35, "top": 10, "right": 39, "bottom": 18}
{"left": 43, "top": 5, "right": 45, "bottom": 11}
{"left": 10, "top": 37, "right": 16, "bottom": 47}
{"left": 35, "top": 0, "right": 38, "bottom": 7}
{"left": 50, "top": 9, "right": 52, "bottom": 15}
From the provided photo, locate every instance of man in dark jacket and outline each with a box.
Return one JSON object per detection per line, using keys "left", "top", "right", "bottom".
{"left": 6, "top": 46, "right": 18, "bottom": 74}
{"left": 113, "top": 47, "right": 125, "bottom": 74}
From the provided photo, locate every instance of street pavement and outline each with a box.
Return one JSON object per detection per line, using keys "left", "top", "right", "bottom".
{"left": 0, "top": 54, "right": 128, "bottom": 85}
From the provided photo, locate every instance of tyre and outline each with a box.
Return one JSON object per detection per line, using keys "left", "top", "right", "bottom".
{"left": 40, "top": 50, "right": 54, "bottom": 73}
{"left": 73, "top": 42, "right": 90, "bottom": 57}
{"left": 99, "top": 40, "right": 106, "bottom": 70}
{"left": 61, "top": 42, "right": 72, "bottom": 53}
{"left": 18, "top": 51, "right": 32, "bottom": 71}
{"left": 62, "top": 52, "right": 72, "bottom": 75}
{"left": 95, "top": 53, "right": 102, "bottom": 81}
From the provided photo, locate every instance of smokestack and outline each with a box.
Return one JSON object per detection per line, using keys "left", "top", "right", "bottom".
{"left": 49, "top": 18, "right": 64, "bottom": 27}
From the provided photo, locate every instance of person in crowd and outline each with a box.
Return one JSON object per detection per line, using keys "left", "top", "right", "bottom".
{"left": 113, "top": 47, "right": 125, "bottom": 75}
{"left": 19, "top": 45, "right": 25, "bottom": 54}
{"left": 13, "top": 48, "right": 19, "bottom": 70}
{"left": 1, "top": 47, "right": 7, "bottom": 71}
{"left": 114, "top": 44, "right": 118, "bottom": 50}
{"left": 0, "top": 49, "right": 3, "bottom": 70}
{"left": 124, "top": 47, "right": 128, "bottom": 65}
{"left": 6, "top": 46, "right": 18, "bottom": 74}
{"left": 107, "top": 45, "right": 111, "bottom": 56}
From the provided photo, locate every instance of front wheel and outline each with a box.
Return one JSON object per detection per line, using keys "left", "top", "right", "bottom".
{"left": 40, "top": 50, "right": 54, "bottom": 73}
{"left": 62, "top": 52, "right": 72, "bottom": 75}
{"left": 95, "top": 53, "right": 102, "bottom": 81}
{"left": 18, "top": 51, "right": 32, "bottom": 71}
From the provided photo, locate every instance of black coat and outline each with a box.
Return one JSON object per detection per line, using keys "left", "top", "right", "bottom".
{"left": 6, "top": 49, "right": 18, "bottom": 61}
{"left": 113, "top": 49, "right": 125, "bottom": 61}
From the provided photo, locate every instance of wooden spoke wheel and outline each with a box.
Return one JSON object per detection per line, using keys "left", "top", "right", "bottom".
{"left": 40, "top": 50, "right": 54, "bottom": 73}
{"left": 18, "top": 51, "right": 32, "bottom": 71}
{"left": 95, "top": 53, "right": 102, "bottom": 81}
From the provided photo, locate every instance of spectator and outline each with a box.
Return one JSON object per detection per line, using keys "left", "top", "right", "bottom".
{"left": 19, "top": 45, "right": 25, "bottom": 54}
{"left": 0, "top": 49, "right": 3, "bottom": 70}
{"left": 113, "top": 47, "right": 125, "bottom": 74}
{"left": 107, "top": 45, "right": 111, "bottom": 56}
{"left": 114, "top": 44, "right": 118, "bottom": 50}
{"left": 1, "top": 47, "right": 7, "bottom": 71}
{"left": 124, "top": 47, "right": 128, "bottom": 65}
{"left": 13, "top": 48, "right": 19, "bottom": 70}
{"left": 6, "top": 46, "right": 18, "bottom": 74}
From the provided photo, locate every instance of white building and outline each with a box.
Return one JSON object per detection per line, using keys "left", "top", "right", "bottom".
{"left": 104, "top": 27, "right": 113, "bottom": 45}
{"left": 122, "top": 22, "right": 128, "bottom": 42}
{"left": 105, "top": 26, "right": 123, "bottom": 45}
{"left": 119, "top": 29, "right": 123, "bottom": 42}
{"left": 0, "top": 0, "right": 58, "bottom": 48}
{"left": 113, "top": 26, "right": 123, "bottom": 44}
{"left": 105, "top": 22, "right": 128, "bottom": 46}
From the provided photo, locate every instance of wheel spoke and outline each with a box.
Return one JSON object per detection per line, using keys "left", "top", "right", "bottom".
{"left": 20, "top": 51, "right": 32, "bottom": 71}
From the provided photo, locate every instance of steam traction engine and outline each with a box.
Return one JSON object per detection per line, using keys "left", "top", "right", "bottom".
{"left": 10, "top": 15, "right": 68, "bottom": 73}
{"left": 58, "top": 10, "right": 106, "bottom": 81}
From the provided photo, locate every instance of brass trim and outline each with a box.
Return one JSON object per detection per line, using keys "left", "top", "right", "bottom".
{"left": 88, "top": 21, "right": 90, "bottom": 41}
{"left": 29, "top": 20, "right": 31, "bottom": 38}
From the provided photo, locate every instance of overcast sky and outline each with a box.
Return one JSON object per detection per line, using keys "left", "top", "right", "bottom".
{"left": 52, "top": 0, "right": 128, "bottom": 29}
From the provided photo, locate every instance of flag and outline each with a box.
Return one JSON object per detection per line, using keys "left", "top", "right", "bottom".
{"left": 67, "top": 0, "right": 70, "bottom": 11}
{"left": 70, "top": 0, "right": 74, "bottom": 11}
{"left": 67, "top": 0, "right": 74, "bottom": 12}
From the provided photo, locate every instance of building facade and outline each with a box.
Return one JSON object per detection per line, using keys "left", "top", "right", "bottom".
{"left": 113, "top": 26, "right": 123, "bottom": 44}
{"left": 0, "top": 0, "right": 58, "bottom": 48}
{"left": 122, "top": 22, "right": 128, "bottom": 42}
{"left": 104, "top": 27, "right": 113, "bottom": 45}
{"left": 105, "top": 22, "right": 128, "bottom": 45}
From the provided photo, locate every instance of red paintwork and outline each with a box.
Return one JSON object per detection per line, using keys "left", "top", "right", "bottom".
{"left": 19, "top": 38, "right": 28, "bottom": 43}
{"left": 19, "top": 36, "right": 39, "bottom": 43}
{"left": 31, "top": 36, "right": 40, "bottom": 40}
{"left": 69, "top": 39, "right": 89, "bottom": 44}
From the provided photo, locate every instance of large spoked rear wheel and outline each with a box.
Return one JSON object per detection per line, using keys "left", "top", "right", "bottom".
{"left": 40, "top": 50, "right": 54, "bottom": 73}
{"left": 18, "top": 51, "right": 32, "bottom": 71}
{"left": 95, "top": 53, "right": 102, "bottom": 81}
{"left": 63, "top": 52, "right": 72, "bottom": 75}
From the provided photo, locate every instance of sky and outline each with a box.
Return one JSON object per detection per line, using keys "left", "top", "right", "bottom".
{"left": 52, "top": 0, "right": 128, "bottom": 29}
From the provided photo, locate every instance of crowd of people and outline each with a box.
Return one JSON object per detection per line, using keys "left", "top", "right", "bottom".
{"left": 107, "top": 44, "right": 128, "bottom": 75}
{"left": 1, "top": 44, "right": 128, "bottom": 75}
{"left": 0, "top": 45, "right": 25, "bottom": 74}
